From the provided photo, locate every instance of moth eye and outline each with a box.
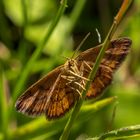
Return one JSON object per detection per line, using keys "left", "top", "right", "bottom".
{"left": 68, "top": 61, "right": 73, "bottom": 67}
{"left": 69, "top": 62, "right": 72, "bottom": 67}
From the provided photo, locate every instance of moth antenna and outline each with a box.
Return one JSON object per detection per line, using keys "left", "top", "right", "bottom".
{"left": 71, "top": 32, "right": 91, "bottom": 59}
{"left": 95, "top": 28, "right": 101, "bottom": 43}
{"left": 60, "top": 55, "right": 71, "bottom": 60}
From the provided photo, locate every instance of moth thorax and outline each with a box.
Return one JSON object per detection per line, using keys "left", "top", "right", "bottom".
{"left": 65, "top": 59, "right": 78, "bottom": 70}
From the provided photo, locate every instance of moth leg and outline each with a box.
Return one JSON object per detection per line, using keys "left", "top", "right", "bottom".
{"left": 74, "top": 81, "right": 86, "bottom": 90}
{"left": 82, "top": 79, "right": 86, "bottom": 86}
{"left": 83, "top": 61, "right": 92, "bottom": 70}
{"left": 68, "top": 70, "right": 90, "bottom": 81}
{"left": 64, "top": 75, "right": 86, "bottom": 91}
{"left": 61, "top": 75, "right": 76, "bottom": 86}
{"left": 71, "top": 62, "right": 81, "bottom": 75}
{"left": 61, "top": 75, "right": 75, "bottom": 80}
{"left": 68, "top": 86, "right": 82, "bottom": 98}
{"left": 61, "top": 75, "right": 77, "bottom": 90}
{"left": 76, "top": 89, "right": 82, "bottom": 98}
{"left": 63, "top": 76, "right": 86, "bottom": 91}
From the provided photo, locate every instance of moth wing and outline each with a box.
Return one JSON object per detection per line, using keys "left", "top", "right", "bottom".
{"left": 16, "top": 65, "right": 78, "bottom": 119}
{"left": 76, "top": 37, "right": 132, "bottom": 98}
{"left": 45, "top": 75, "right": 79, "bottom": 119}
{"left": 15, "top": 65, "right": 63, "bottom": 117}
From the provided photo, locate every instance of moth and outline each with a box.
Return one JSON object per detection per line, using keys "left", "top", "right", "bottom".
{"left": 15, "top": 37, "right": 132, "bottom": 119}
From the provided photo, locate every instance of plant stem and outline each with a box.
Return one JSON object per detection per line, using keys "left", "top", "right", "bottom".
{"left": 87, "top": 125, "right": 140, "bottom": 140}
{"left": 0, "top": 72, "right": 8, "bottom": 140}
{"left": 12, "top": 0, "right": 68, "bottom": 102}
{"left": 21, "top": 0, "right": 28, "bottom": 26}
{"left": 0, "top": 133, "right": 3, "bottom": 140}
{"left": 8, "top": 0, "right": 68, "bottom": 132}
{"left": 68, "top": 0, "right": 87, "bottom": 33}
{"left": 60, "top": 0, "right": 133, "bottom": 140}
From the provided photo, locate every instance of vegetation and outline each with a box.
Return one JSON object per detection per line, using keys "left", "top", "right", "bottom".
{"left": 0, "top": 0, "right": 140, "bottom": 140}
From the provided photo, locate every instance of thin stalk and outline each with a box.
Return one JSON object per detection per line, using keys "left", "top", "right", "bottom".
{"left": 60, "top": 0, "right": 133, "bottom": 140}
{"left": 87, "top": 125, "right": 140, "bottom": 140}
{"left": 0, "top": 133, "right": 3, "bottom": 140}
{"left": 0, "top": 1, "right": 13, "bottom": 48}
{"left": 21, "top": 0, "right": 28, "bottom": 26}
{"left": 0, "top": 72, "right": 8, "bottom": 140}
{"left": 18, "top": 0, "right": 28, "bottom": 66}
{"left": 8, "top": 0, "right": 68, "bottom": 131}
{"left": 13, "top": 0, "right": 28, "bottom": 98}
{"left": 68, "top": 0, "right": 87, "bottom": 33}
{"left": 12, "top": 0, "right": 68, "bottom": 102}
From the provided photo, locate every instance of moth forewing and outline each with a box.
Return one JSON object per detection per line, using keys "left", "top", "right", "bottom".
{"left": 15, "top": 66, "right": 63, "bottom": 117}
{"left": 76, "top": 37, "right": 132, "bottom": 98}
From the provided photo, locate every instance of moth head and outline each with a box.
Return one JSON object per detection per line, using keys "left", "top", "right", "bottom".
{"left": 65, "top": 59, "right": 78, "bottom": 69}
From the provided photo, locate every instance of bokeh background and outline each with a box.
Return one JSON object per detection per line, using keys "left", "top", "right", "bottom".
{"left": 0, "top": 0, "right": 140, "bottom": 140}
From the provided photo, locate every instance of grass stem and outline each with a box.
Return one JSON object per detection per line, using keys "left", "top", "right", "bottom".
{"left": 60, "top": 0, "right": 133, "bottom": 140}
{"left": 12, "top": 0, "right": 68, "bottom": 102}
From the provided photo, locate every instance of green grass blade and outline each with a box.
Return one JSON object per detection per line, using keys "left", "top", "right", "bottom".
{"left": 87, "top": 125, "right": 140, "bottom": 140}
{"left": 0, "top": 71, "right": 8, "bottom": 139}
{"left": 60, "top": 1, "right": 133, "bottom": 140}
{"left": 12, "top": 0, "right": 68, "bottom": 101}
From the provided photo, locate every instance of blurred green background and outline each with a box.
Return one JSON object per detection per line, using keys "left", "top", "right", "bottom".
{"left": 0, "top": 0, "right": 140, "bottom": 140}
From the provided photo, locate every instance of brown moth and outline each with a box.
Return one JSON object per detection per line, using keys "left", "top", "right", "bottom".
{"left": 15, "top": 37, "right": 132, "bottom": 119}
